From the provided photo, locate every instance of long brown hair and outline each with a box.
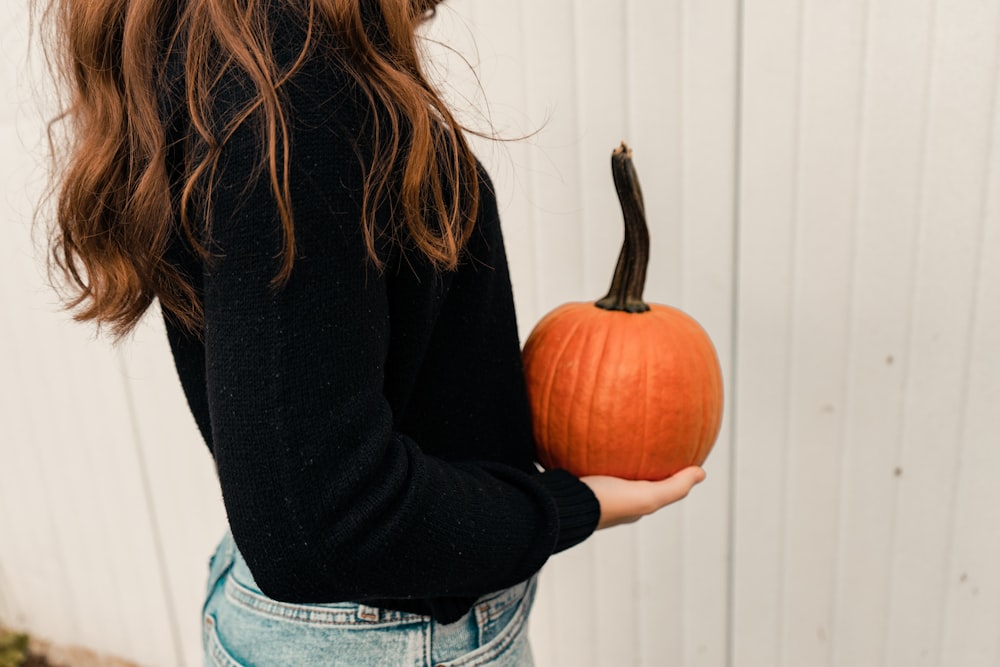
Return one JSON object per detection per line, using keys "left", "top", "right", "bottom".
{"left": 38, "top": 0, "right": 479, "bottom": 344}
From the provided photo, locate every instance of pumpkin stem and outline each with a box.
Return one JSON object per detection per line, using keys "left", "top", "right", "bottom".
{"left": 596, "top": 142, "right": 651, "bottom": 313}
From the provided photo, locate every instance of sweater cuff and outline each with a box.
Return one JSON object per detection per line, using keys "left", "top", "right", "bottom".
{"left": 538, "top": 468, "right": 601, "bottom": 554}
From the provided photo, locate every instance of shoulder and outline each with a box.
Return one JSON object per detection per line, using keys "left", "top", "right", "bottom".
{"left": 158, "top": 5, "right": 373, "bottom": 140}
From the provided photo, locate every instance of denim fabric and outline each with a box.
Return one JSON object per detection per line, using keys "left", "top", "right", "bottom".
{"left": 202, "top": 530, "right": 537, "bottom": 666}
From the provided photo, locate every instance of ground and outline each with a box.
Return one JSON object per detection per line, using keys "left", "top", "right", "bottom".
{"left": 0, "top": 630, "right": 141, "bottom": 667}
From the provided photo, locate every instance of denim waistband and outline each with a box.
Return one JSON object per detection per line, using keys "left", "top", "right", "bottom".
{"left": 212, "top": 528, "right": 535, "bottom": 626}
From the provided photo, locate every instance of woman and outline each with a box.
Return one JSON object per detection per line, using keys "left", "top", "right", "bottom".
{"left": 42, "top": 0, "right": 705, "bottom": 664}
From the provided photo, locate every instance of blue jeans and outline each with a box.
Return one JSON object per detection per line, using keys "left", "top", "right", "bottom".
{"left": 202, "top": 530, "right": 537, "bottom": 666}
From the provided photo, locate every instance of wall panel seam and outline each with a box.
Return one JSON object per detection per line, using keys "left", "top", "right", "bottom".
{"left": 829, "top": 1, "right": 875, "bottom": 665}
{"left": 726, "top": 0, "right": 745, "bottom": 665}
{"left": 882, "top": 0, "right": 941, "bottom": 662}
{"left": 116, "top": 354, "right": 185, "bottom": 666}
{"left": 776, "top": 1, "right": 809, "bottom": 663}
{"left": 938, "top": 5, "right": 1000, "bottom": 660}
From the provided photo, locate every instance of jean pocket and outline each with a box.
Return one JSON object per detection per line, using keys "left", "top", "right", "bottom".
{"left": 443, "top": 577, "right": 537, "bottom": 667}
{"left": 204, "top": 534, "right": 236, "bottom": 608}
{"left": 203, "top": 613, "right": 247, "bottom": 667}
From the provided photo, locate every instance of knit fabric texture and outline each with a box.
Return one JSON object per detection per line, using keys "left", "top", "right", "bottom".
{"left": 159, "top": 10, "right": 600, "bottom": 624}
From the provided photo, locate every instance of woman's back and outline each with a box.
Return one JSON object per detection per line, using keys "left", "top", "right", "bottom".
{"left": 157, "top": 0, "right": 598, "bottom": 623}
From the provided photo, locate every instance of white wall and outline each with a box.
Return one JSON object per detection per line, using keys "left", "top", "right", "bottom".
{"left": 1, "top": 1, "right": 997, "bottom": 666}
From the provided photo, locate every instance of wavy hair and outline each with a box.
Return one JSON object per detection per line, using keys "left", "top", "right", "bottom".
{"left": 38, "top": 0, "right": 479, "bottom": 343}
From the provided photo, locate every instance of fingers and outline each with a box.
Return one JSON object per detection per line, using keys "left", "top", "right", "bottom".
{"left": 651, "top": 466, "right": 706, "bottom": 506}
{"left": 581, "top": 467, "right": 708, "bottom": 531}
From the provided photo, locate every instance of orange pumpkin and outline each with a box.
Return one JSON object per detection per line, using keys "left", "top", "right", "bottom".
{"left": 522, "top": 142, "right": 723, "bottom": 481}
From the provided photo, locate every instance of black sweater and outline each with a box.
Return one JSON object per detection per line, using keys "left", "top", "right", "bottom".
{"left": 159, "top": 15, "right": 600, "bottom": 624}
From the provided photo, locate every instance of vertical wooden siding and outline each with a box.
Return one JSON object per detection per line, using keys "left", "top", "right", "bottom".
{"left": 1, "top": 1, "right": 997, "bottom": 666}
{"left": 734, "top": 1, "right": 1000, "bottom": 667}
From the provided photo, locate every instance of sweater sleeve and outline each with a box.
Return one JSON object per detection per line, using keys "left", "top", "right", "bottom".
{"left": 197, "top": 59, "right": 599, "bottom": 603}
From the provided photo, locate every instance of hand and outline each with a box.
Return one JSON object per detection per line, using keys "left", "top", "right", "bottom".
{"left": 581, "top": 466, "right": 706, "bottom": 530}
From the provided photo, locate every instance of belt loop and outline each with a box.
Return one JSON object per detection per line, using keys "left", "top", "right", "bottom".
{"left": 357, "top": 604, "right": 380, "bottom": 622}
